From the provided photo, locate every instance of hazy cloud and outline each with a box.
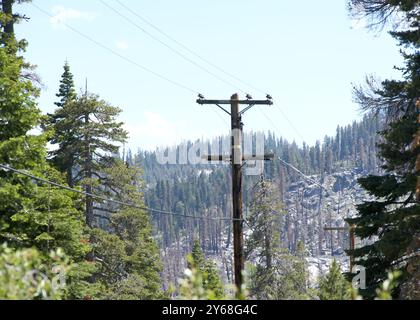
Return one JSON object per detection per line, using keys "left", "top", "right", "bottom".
{"left": 50, "top": 6, "right": 96, "bottom": 29}
{"left": 125, "top": 112, "right": 183, "bottom": 150}
{"left": 124, "top": 112, "right": 218, "bottom": 151}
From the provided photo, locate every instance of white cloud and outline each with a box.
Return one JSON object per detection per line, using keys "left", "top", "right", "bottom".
{"left": 50, "top": 6, "right": 96, "bottom": 29}
{"left": 115, "top": 40, "right": 129, "bottom": 50}
{"left": 125, "top": 112, "right": 184, "bottom": 151}
{"left": 124, "top": 112, "right": 218, "bottom": 151}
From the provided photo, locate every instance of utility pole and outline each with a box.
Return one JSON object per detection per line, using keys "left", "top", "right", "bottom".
{"left": 415, "top": 99, "right": 420, "bottom": 202}
{"left": 197, "top": 93, "right": 273, "bottom": 295}
{"left": 324, "top": 225, "right": 355, "bottom": 271}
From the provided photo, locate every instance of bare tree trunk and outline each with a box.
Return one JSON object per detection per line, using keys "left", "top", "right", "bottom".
{"left": 84, "top": 112, "right": 94, "bottom": 228}
{"left": 317, "top": 179, "right": 324, "bottom": 255}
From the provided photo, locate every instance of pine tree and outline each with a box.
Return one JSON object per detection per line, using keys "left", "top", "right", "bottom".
{"left": 90, "top": 160, "right": 164, "bottom": 300}
{"left": 203, "top": 260, "right": 224, "bottom": 299}
{"left": 318, "top": 260, "right": 351, "bottom": 300}
{"left": 246, "top": 180, "right": 310, "bottom": 299}
{"left": 190, "top": 240, "right": 206, "bottom": 272}
{"left": 54, "top": 61, "right": 76, "bottom": 108}
{"left": 185, "top": 240, "right": 224, "bottom": 299}
{"left": 1, "top": 1, "right": 32, "bottom": 45}
{"left": 49, "top": 93, "right": 128, "bottom": 226}
{"left": 46, "top": 62, "right": 78, "bottom": 186}
{"left": 0, "top": 1, "right": 86, "bottom": 255}
{"left": 0, "top": 1, "right": 96, "bottom": 299}
{"left": 347, "top": 0, "right": 420, "bottom": 299}
{"left": 0, "top": 244, "right": 71, "bottom": 300}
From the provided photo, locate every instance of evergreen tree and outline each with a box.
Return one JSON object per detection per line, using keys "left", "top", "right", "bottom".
{"left": 203, "top": 260, "right": 224, "bottom": 299}
{"left": 0, "top": 1, "right": 86, "bottom": 256}
{"left": 0, "top": 1, "right": 96, "bottom": 300}
{"left": 91, "top": 160, "right": 164, "bottom": 300}
{"left": 48, "top": 93, "right": 128, "bottom": 226}
{"left": 190, "top": 240, "right": 206, "bottom": 272}
{"left": 47, "top": 62, "right": 78, "bottom": 186}
{"left": 318, "top": 260, "right": 351, "bottom": 300}
{"left": 187, "top": 240, "right": 224, "bottom": 299}
{"left": 273, "top": 241, "right": 312, "bottom": 300}
{"left": 179, "top": 261, "right": 225, "bottom": 300}
{"left": 0, "top": 244, "right": 71, "bottom": 300}
{"left": 246, "top": 180, "right": 310, "bottom": 299}
{"left": 347, "top": 0, "right": 420, "bottom": 299}
{"left": 245, "top": 179, "right": 283, "bottom": 299}
{"left": 54, "top": 61, "right": 76, "bottom": 108}
{"left": 1, "top": 1, "right": 32, "bottom": 45}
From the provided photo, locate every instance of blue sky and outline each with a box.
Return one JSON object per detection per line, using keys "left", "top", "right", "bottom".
{"left": 16, "top": 0, "right": 403, "bottom": 150}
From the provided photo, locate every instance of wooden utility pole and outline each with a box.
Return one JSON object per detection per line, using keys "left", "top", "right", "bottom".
{"left": 231, "top": 93, "right": 244, "bottom": 292}
{"left": 197, "top": 93, "right": 273, "bottom": 294}
{"left": 324, "top": 225, "right": 356, "bottom": 271}
{"left": 415, "top": 99, "right": 420, "bottom": 202}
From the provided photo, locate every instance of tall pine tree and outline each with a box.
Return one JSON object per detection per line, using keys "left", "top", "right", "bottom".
{"left": 47, "top": 62, "right": 77, "bottom": 186}
{"left": 185, "top": 240, "right": 224, "bottom": 299}
{"left": 49, "top": 93, "right": 128, "bottom": 226}
{"left": 347, "top": 0, "right": 420, "bottom": 299}
{"left": 246, "top": 180, "right": 310, "bottom": 299}
{"left": 0, "top": 0, "right": 95, "bottom": 299}
{"left": 318, "top": 260, "right": 351, "bottom": 300}
{"left": 54, "top": 61, "right": 76, "bottom": 108}
{"left": 91, "top": 160, "right": 164, "bottom": 299}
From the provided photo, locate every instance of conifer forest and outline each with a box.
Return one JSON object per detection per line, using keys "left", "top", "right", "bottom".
{"left": 0, "top": 0, "right": 419, "bottom": 302}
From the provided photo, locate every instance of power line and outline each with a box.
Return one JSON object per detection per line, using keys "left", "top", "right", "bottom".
{"left": 31, "top": 2, "right": 231, "bottom": 127}
{"left": 110, "top": 1, "right": 306, "bottom": 141}
{"left": 197, "top": 94, "right": 273, "bottom": 293}
{"left": 113, "top": 0, "right": 265, "bottom": 95}
{"left": 276, "top": 157, "right": 329, "bottom": 192}
{"left": 99, "top": 0, "right": 244, "bottom": 94}
{"left": 0, "top": 163, "right": 243, "bottom": 222}
{"left": 37, "top": 1, "right": 306, "bottom": 143}
{"left": 31, "top": 2, "right": 199, "bottom": 95}
{"left": 37, "top": 1, "right": 303, "bottom": 139}
{"left": 258, "top": 101, "right": 307, "bottom": 144}
{"left": 32, "top": 3, "right": 307, "bottom": 185}
{"left": 98, "top": 0, "right": 237, "bottom": 126}
{"left": 273, "top": 104, "right": 306, "bottom": 142}
{"left": 257, "top": 104, "right": 306, "bottom": 147}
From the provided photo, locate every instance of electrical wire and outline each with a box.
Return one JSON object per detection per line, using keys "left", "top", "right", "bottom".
{"left": 31, "top": 2, "right": 232, "bottom": 127}
{"left": 276, "top": 157, "right": 329, "bottom": 192}
{"left": 31, "top": 2, "right": 199, "bottom": 95}
{"left": 110, "top": 1, "right": 306, "bottom": 141}
{"left": 113, "top": 0, "right": 264, "bottom": 95}
{"left": 99, "top": 0, "right": 244, "bottom": 94}
{"left": 30, "top": 3, "right": 314, "bottom": 206}
{"left": 273, "top": 104, "right": 306, "bottom": 142}
{"left": 0, "top": 163, "right": 243, "bottom": 222}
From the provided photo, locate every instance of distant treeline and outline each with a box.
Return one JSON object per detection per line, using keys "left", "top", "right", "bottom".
{"left": 121, "top": 112, "right": 382, "bottom": 252}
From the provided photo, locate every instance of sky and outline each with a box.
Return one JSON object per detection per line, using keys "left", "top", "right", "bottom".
{"left": 15, "top": 0, "right": 403, "bottom": 151}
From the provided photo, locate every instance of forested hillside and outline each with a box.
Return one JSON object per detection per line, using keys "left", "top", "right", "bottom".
{"left": 0, "top": 0, "right": 418, "bottom": 302}
{"left": 125, "top": 113, "right": 383, "bottom": 288}
{"left": 0, "top": 1, "right": 163, "bottom": 300}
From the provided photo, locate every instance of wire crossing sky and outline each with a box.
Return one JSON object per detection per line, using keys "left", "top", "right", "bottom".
{"left": 17, "top": 0, "right": 403, "bottom": 150}
{"left": 0, "top": 163, "right": 243, "bottom": 222}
